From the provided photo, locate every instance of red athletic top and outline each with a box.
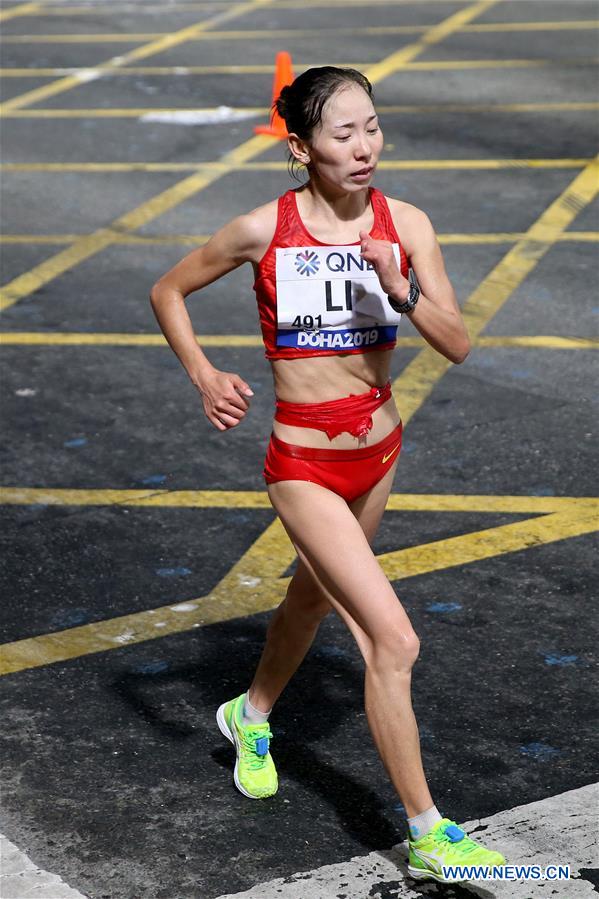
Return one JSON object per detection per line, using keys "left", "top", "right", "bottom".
{"left": 253, "top": 187, "right": 409, "bottom": 360}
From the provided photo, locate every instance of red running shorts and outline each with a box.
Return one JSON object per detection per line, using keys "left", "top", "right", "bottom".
{"left": 263, "top": 423, "right": 403, "bottom": 504}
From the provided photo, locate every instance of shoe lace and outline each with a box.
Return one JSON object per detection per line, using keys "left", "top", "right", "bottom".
{"left": 433, "top": 822, "right": 478, "bottom": 856}
{"left": 240, "top": 726, "right": 273, "bottom": 770}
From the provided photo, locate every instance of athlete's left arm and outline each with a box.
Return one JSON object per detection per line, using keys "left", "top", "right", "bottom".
{"left": 360, "top": 204, "right": 470, "bottom": 363}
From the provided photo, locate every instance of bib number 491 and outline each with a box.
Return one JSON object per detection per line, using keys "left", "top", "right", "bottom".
{"left": 292, "top": 313, "right": 322, "bottom": 329}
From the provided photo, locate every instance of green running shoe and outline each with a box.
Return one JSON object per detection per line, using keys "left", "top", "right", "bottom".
{"left": 216, "top": 693, "right": 278, "bottom": 799}
{"left": 408, "top": 818, "right": 505, "bottom": 882}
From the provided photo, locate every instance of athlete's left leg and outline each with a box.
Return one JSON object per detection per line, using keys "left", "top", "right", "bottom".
{"left": 246, "top": 461, "right": 398, "bottom": 714}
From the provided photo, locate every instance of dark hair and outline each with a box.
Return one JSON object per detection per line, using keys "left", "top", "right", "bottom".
{"left": 275, "top": 66, "right": 374, "bottom": 181}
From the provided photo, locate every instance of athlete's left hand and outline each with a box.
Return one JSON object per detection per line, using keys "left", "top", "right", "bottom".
{"left": 359, "top": 231, "right": 409, "bottom": 301}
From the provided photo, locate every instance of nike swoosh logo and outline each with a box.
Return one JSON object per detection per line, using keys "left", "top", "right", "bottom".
{"left": 382, "top": 444, "right": 401, "bottom": 464}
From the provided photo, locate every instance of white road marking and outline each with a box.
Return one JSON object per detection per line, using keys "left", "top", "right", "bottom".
{"left": 73, "top": 69, "right": 102, "bottom": 84}
{"left": 0, "top": 833, "right": 89, "bottom": 898}
{"left": 0, "top": 786, "right": 595, "bottom": 896}
{"left": 139, "top": 107, "right": 259, "bottom": 125}
{"left": 215, "top": 782, "right": 599, "bottom": 898}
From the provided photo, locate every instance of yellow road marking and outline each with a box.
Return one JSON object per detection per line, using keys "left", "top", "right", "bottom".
{"left": 4, "top": 21, "right": 597, "bottom": 43}
{"left": 383, "top": 496, "right": 598, "bottom": 515}
{"left": 2, "top": 231, "right": 598, "bottom": 248}
{"left": 1, "top": 159, "right": 592, "bottom": 173}
{"left": 476, "top": 336, "right": 599, "bottom": 349}
{"left": 400, "top": 58, "right": 599, "bottom": 71}
{"left": 2, "top": 58, "right": 596, "bottom": 76}
{"left": 2, "top": 488, "right": 595, "bottom": 515}
{"left": 392, "top": 156, "right": 599, "bottom": 423}
{"left": 378, "top": 507, "right": 599, "bottom": 581}
{"left": 0, "top": 0, "right": 495, "bottom": 312}
{"left": 1, "top": 502, "right": 596, "bottom": 675}
{"left": 5, "top": 102, "right": 596, "bottom": 118}
{"left": 21, "top": 2, "right": 220, "bottom": 13}
{"left": 378, "top": 102, "right": 599, "bottom": 114}
{"left": 464, "top": 20, "right": 599, "bottom": 33}
{"left": 19, "top": 0, "right": 496, "bottom": 9}
{"left": 0, "top": 24, "right": 474, "bottom": 44}
{"left": 1, "top": 333, "right": 597, "bottom": 350}
{"left": 0, "top": 0, "right": 275, "bottom": 113}
{"left": 0, "top": 0, "right": 481, "bottom": 13}
{"left": 1, "top": 34, "right": 169, "bottom": 43}
{"left": 0, "top": 2, "right": 41, "bottom": 22}
{"left": 438, "top": 232, "right": 599, "bottom": 244}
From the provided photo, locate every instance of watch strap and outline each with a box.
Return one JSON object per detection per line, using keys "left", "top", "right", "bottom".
{"left": 388, "top": 270, "right": 420, "bottom": 314}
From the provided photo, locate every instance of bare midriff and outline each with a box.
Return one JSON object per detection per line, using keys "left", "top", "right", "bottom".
{"left": 270, "top": 348, "right": 400, "bottom": 450}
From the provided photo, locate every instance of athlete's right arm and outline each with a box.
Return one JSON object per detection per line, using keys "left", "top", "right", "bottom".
{"left": 150, "top": 207, "right": 274, "bottom": 431}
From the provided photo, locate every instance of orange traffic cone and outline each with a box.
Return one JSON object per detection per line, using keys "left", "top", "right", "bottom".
{"left": 254, "top": 51, "right": 295, "bottom": 139}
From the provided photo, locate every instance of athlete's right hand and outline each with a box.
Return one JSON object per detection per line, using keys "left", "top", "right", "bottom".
{"left": 195, "top": 369, "right": 254, "bottom": 431}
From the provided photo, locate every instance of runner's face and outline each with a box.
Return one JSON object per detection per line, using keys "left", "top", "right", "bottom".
{"left": 308, "top": 85, "right": 383, "bottom": 190}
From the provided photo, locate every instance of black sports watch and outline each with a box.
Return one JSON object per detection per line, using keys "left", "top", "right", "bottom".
{"left": 388, "top": 270, "right": 420, "bottom": 314}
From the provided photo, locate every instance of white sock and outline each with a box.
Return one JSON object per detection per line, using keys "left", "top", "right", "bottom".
{"left": 407, "top": 805, "right": 443, "bottom": 841}
{"left": 241, "top": 691, "right": 271, "bottom": 725}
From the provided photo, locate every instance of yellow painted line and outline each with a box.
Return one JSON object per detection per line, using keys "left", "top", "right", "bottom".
{"left": 377, "top": 102, "right": 599, "bottom": 114}
{"left": 18, "top": 227, "right": 598, "bottom": 248}
{"left": 0, "top": 66, "right": 284, "bottom": 75}
{"left": 464, "top": 20, "right": 599, "bottom": 33}
{"left": 6, "top": 0, "right": 473, "bottom": 12}
{"left": 3, "top": 231, "right": 598, "bottom": 248}
{"left": 0, "top": 0, "right": 275, "bottom": 113}
{"left": 0, "top": 234, "right": 212, "bottom": 244}
{"left": 6, "top": 102, "right": 597, "bottom": 119}
{"left": 274, "top": 0, "right": 585, "bottom": 6}
{"left": 1, "top": 488, "right": 596, "bottom": 515}
{"left": 43, "top": 1, "right": 220, "bottom": 11}
{"left": 4, "top": 21, "right": 597, "bottom": 43}
{"left": 1, "top": 159, "right": 592, "bottom": 173}
{"left": 392, "top": 156, "right": 599, "bottom": 424}
{"left": 0, "top": 0, "right": 496, "bottom": 311}
{"left": 0, "top": 2, "right": 41, "bottom": 22}
{"left": 0, "top": 26, "right": 426, "bottom": 43}
{"left": 0, "top": 332, "right": 265, "bottom": 347}
{"left": 402, "top": 58, "right": 599, "bottom": 72}
{"left": 2, "top": 107, "right": 263, "bottom": 118}
{"left": 1, "top": 504, "right": 596, "bottom": 675}
{"left": 439, "top": 232, "right": 599, "bottom": 244}
{"left": 19, "top": 1, "right": 220, "bottom": 12}
{"left": 476, "top": 336, "right": 599, "bottom": 350}
{"left": 0, "top": 135, "right": 274, "bottom": 312}
{"left": 378, "top": 507, "right": 599, "bottom": 581}
{"left": 2, "top": 58, "right": 597, "bottom": 77}
{"left": 2, "top": 333, "right": 597, "bottom": 350}
{"left": 383, "top": 496, "right": 599, "bottom": 515}
{"left": 370, "top": 159, "right": 593, "bottom": 171}
{"left": 1, "top": 33, "right": 167, "bottom": 43}
{"left": 38, "top": 0, "right": 475, "bottom": 9}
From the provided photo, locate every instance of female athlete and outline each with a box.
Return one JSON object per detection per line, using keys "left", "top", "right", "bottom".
{"left": 150, "top": 67, "right": 505, "bottom": 882}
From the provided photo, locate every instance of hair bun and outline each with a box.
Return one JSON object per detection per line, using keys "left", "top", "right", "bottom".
{"left": 275, "top": 84, "right": 292, "bottom": 122}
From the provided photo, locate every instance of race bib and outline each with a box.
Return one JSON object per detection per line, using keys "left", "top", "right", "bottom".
{"left": 275, "top": 244, "right": 403, "bottom": 351}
